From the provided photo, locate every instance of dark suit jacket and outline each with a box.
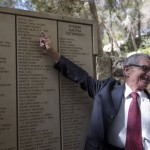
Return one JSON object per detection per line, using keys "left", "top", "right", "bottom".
{"left": 54, "top": 56, "right": 150, "bottom": 150}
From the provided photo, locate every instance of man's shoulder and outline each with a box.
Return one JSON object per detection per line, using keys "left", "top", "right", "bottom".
{"left": 97, "top": 76, "right": 122, "bottom": 91}
{"left": 101, "top": 76, "right": 121, "bottom": 85}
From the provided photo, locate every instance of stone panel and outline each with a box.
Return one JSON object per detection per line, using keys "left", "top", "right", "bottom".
{"left": 0, "top": 7, "right": 96, "bottom": 150}
{"left": 0, "top": 13, "right": 17, "bottom": 150}
{"left": 58, "top": 22, "right": 93, "bottom": 150}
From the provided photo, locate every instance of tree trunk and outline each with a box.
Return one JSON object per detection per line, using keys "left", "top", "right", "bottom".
{"left": 88, "top": 0, "right": 103, "bottom": 55}
{"left": 130, "top": 28, "right": 137, "bottom": 51}
{"left": 104, "top": 22, "right": 122, "bottom": 56}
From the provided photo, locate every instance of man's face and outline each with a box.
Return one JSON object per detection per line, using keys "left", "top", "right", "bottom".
{"left": 125, "top": 58, "right": 150, "bottom": 90}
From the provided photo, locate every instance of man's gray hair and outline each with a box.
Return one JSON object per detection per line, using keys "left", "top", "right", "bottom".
{"left": 123, "top": 53, "right": 150, "bottom": 68}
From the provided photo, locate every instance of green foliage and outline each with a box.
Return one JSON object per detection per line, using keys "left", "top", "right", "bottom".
{"left": 0, "top": 0, "right": 15, "bottom": 7}
{"left": 120, "top": 39, "right": 133, "bottom": 53}
{"left": 139, "top": 47, "right": 150, "bottom": 54}
{"left": 30, "top": 0, "right": 84, "bottom": 16}
{"left": 120, "top": 35, "right": 150, "bottom": 54}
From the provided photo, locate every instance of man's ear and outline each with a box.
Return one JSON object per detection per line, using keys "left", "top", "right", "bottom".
{"left": 124, "top": 66, "right": 130, "bottom": 77}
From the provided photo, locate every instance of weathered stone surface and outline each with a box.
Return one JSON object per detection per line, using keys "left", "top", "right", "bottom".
{"left": 0, "top": 7, "right": 97, "bottom": 150}
{"left": 96, "top": 55, "right": 111, "bottom": 80}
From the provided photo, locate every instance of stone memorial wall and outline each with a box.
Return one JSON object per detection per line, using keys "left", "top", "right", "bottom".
{"left": 0, "top": 7, "right": 98, "bottom": 150}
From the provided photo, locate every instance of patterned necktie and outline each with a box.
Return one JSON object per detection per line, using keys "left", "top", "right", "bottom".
{"left": 125, "top": 92, "right": 142, "bottom": 150}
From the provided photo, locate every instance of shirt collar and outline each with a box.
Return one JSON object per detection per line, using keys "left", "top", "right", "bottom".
{"left": 124, "top": 83, "right": 147, "bottom": 101}
{"left": 124, "top": 83, "right": 132, "bottom": 99}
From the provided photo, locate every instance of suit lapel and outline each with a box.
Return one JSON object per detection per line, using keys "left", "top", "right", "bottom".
{"left": 111, "top": 83, "right": 125, "bottom": 113}
{"left": 111, "top": 83, "right": 150, "bottom": 113}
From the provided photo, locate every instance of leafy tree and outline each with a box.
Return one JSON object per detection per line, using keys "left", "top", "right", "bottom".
{"left": 0, "top": 0, "right": 15, "bottom": 7}
{"left": 0, "top": 0, "right": 149, "bottom": 55}
{"left": 30, "top": 0, "right": 84, "bottom": 16}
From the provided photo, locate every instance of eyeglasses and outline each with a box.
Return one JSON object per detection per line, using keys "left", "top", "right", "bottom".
{"left": 128, "top": 64, "right": 150, "bottom": 73}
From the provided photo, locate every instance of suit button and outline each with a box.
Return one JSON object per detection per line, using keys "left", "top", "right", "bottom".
{"left": 110, "top": 115, "right": 114, "bottom": 119}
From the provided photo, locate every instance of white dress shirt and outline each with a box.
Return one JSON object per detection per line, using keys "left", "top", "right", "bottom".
{"left": 108, "top": 83, "right": 150, "bottom": 149}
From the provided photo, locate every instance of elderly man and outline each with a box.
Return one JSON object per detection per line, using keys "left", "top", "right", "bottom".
{"left": 40, "top": 32, "right": 150, "bottom": 150}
